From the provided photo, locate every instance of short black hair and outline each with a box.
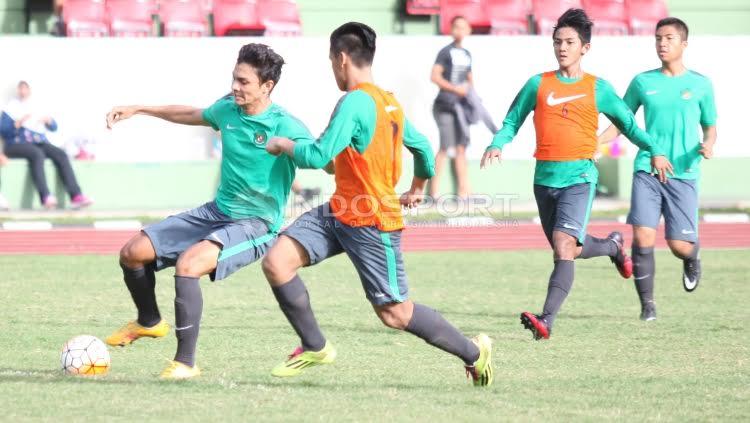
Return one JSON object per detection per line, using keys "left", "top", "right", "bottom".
{"left": 330, "top": 22, "right": 376, "bottom": 67}
{"left": 236, "top": 43, "right": 285, "bottom": 86}
{"left": 18, "top": 80, "right": 29, "bottom": 88}
{"left": 451, "top": 15, "right": 468, "bottom": 26}
{"left": 553, "top": 8, "right": 593, "bottom": 44}
{"left": 656, "top": 17, "right": 688, "bottom": 40}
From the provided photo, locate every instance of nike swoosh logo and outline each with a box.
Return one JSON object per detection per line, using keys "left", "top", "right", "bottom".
{"left": 646, "top": 90, "right": 659, "bottom": 96}
{"left": 226, "top": 124, "right": 237, "bottom": 130}
{"left": 384, "top": 105, "right": 398, "bottom": 112}
{"left": 546, "top": 92, "right": 586, "bottom": 107}
{"left": 634, "top": 274, "right": 651, "bottom": 280}
{"left": 175, "top": 325, "right": 194, "bottom": 331}
{"left": 683, "top": 276, "right": 698, "bottom": 290}
{"left": 681, "top": 229, "right": 695, "bottom": 234}
{"left": 562, "top": 223, "right": 579, "bottom": 230}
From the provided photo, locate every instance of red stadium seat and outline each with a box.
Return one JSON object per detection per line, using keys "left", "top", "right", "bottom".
{"left": 626, "top": 0, "right": 667, "bottom": 35}
{"left": 531, "top": 0, "right": 582, "bottom": 35}
{"left": 406, "top": 0, "right": 440, "bottom": 15}
{"left": 159, "top": 0, "right": 208, "bottom": 37}
{"left": 63, "top": 0, "right": 109, "bottom": 37}
{"left": 439, "top": 0, "right": 491, "bottom": 35}
{"left": 582, "top": 0, "right": 628, "bottom": 35}
{"left": 257, "top": 0, "right": 301, "bottom": 36}
{"left": 213, "top": 0, "right": 264, "bottom": 36}
{"left": 107, "top": 0, "right": 156, "bottom": 37}
{"left": 486, "top": 0, "right": 530, "bottom": 35}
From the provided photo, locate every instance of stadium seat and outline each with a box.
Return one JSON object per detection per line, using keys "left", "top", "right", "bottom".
{"left": 257, "top": 0, "right": 302, "bottom": 36}
{"left": 531, "top": 0, "right": 582, "bottom": 35}
{"left": 439, "top": 0, "right": 491, "bottom": 35}
{"left": 406, "top": 0, "right": 440, "bottom": 15}
{"left": 213, "top": 0, "right": 264, "bottom": 36}
{"left": 63, "top": 0, "right": 109, "bottom": 37}
{"left": 159, "top": 0, "right": 208, "bottom": 37}
{"left": 582, "top": 0, "right": 629, "bottom": 35}
{"left": 107, "top": 0, "right": 156, "bottom": 37}
{"left": 626, "top": 0, "right": 667, "bottom": 35}
{"left": 486, "top": 0, "right": 531, "bottom": 35}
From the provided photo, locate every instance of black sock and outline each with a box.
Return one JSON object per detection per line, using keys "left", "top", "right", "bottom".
{"left": 578, "top": 235, "right": 617, "bottom": 259}
{"left": 174, "top": 276, "right": 202, "bottom": 367}
{"left": 121, "top": 263, "right": 161, "bottom": 327}
{"left": 633, "top": 245, "right": 656, "bottom": 307}
{"left": 541, "top": 260, "right": 575, "bottom": 328}
{"left": 272, "top": 275, "right": 326, "bottom": 352}
{"left": 405, "top": 303, "right": 480, "bottom": 365}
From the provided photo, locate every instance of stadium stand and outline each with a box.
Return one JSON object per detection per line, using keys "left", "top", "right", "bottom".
{"left": 531, "top": 0, "right": 582, "bottom": 35}
{"left": 439, "top": 0, "right": 491, "bottom": 35}
{"left": 626, "top": 0, "right": 668, "bottom": 35}
{"left": 406, "top": 0, "right": 440, "bottom": 15}
{"left": 257, "top": 0, "right": 301, "bottom": 36}
{"left": 159, "top": 0, "right": 208, "bottom": 36}
{"left": 107, "top": 0, "right": 157, "bottom": 37}
{"left": 63, "top": 0, "right": 109, "bottom": 37}
{"left": 582, "top": 0, "right": 629, "bottom": 35}
{"left": 486, "top": 0, "right": 530, "bottom": 35}
{"left": 212, "top": 0, "right": 264, "bottom": 36}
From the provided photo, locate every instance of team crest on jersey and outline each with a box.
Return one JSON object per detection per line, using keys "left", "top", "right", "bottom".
{"left": 681, "top": 89, "right": 692, "bottom": 100}
{"left": 253, "top": 131, "right": 267, "bottom": 145}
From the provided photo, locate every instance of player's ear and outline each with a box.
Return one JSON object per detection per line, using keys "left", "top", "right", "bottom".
{"left": 581, "top": 42, "right": 591, "bottom": 55}
{"left": 262, "top": 80, "right": 275, "bottom": 95}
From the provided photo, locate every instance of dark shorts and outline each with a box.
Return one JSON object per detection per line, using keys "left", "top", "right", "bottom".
{"left": 282, "top": 203, "right": 408, "bottom": 306}
{"left": 142, "top": 201, "right": 276, "bottom": 281}
{"left": 534, "top": 182, "right": 597, "bottom": 246}
{"left": 433, "top": 107, "right": 468, "bottom": 150}
{"left": 627, "top": 171, "right": 699, "bottom": 242}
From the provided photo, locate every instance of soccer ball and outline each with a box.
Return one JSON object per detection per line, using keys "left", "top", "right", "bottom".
{"left": 60, "top": 335, "right": 111, "bottom": 376}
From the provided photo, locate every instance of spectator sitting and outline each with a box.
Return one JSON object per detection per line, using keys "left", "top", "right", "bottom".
{"left": 0, "top": 81, "right": 93, "bottom": 210}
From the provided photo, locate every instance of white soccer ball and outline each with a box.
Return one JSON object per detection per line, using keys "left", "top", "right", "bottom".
{"left": 60, "top": 335, "right": 111, "bottom": 376}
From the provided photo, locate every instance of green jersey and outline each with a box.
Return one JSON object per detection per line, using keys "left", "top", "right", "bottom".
{"left": 623, "top": 69, "right": 716, "bottom": 179}
{"left": 488, "top": 72, "right": 661, "bottom": 188}
{"left": 202, "top": 96, "right": 313, "bottom": 230}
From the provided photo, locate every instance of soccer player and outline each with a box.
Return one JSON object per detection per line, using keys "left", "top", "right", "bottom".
{"left": 104, "top": 43, "right": 316, "bottom": 379}
{"left": 481, "top": 9, "right": 673, "bottom": 340}
{"left": 599, "top": 17, "right": 716, "bottom": 321}
{"left": 263, "top": 22, "right": 493, "bottom": 387}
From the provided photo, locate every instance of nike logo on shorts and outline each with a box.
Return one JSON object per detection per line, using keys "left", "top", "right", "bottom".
{"left": 646, "top": 90, "right": 659, "bottom": 96}
{"left": 562, "top": 223, "right": 579, "bottom": 230}
{"left": 546, "top": 92, "right": 586, "bottom": 107}
{"left": 681, "top": 229, "right": 695, "bottom": 235}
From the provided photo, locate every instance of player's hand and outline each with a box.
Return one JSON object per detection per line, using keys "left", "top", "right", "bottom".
{"left": 400, "top": 188, "right": 425, "bottom": 209}
{"left": 480, "top": 148, "right": 502, "bottom": 169}
{"left": 699, "top": 142, "right": 714, "bottom": 159}
{"left": 651, "top": 155, "right": 674, "bottom": 183}
{"left": 106, "top": 106, "right": 138, "bottom": 129}
{"left": 0, "top": 154, "right": 8, "bottom": 166}
{"left": 454, "top": 84, "right": 468, "bottom": 97}
{"left": 266, "top": 137, "right": 289, "bottom": 156}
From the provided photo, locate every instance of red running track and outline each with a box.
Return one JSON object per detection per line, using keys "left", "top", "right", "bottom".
{"left": 0, "top": 222, "right": 748, "bottom": 255}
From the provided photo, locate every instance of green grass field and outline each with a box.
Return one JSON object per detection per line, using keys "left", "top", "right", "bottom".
{"left": 1, "top": 250, "right": 748, "bottom": 421}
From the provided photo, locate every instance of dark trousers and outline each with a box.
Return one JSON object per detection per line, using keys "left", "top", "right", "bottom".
{"left": 3, "top": 142, "right": 82, "bottom": 202}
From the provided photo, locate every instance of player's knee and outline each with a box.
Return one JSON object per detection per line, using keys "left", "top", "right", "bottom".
{"left": 119, "top": 242, "right": 141, "bottom": 268}
{"left": 375, "top": 307, "right": 410, "bottom": 330}
{"left": 553, "top": 237, "right": 577, "bottom": 260}
{"left": 261, "top": 253, "right": 287, "bottom": 283}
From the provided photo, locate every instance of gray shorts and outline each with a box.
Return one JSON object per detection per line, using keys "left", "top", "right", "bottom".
{"left": 282, "top": 203, "right": 408, "bottom": 306}
{"left": 534, "top": 182, "right": 597, "bottom": 246}
{"left": 627, "top": 171, "right": 699, "bottom": 242}
{"left": 433, "top": 107, "right": 468, "bottom": 150}
{"left": 142, "top": 201, "right": 276, "bottom": 281}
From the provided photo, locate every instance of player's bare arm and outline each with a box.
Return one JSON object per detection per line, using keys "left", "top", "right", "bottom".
{"left": 106, "top": 105, "right": 207, "bottom": 129}
{"left": 400, "top": 177, "right": 427, "bottom": 208}
{"left": 699, "top": 126, "right": 717, "bottom": 159}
